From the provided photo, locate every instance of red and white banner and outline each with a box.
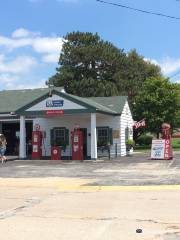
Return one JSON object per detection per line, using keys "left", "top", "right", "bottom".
{"left": 133, "top": 119, "right": 146, "bottom": 129}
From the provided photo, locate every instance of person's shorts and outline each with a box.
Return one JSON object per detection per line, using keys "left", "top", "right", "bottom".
{"left": 0, "top": 148, "right": 6, "bottom": 156}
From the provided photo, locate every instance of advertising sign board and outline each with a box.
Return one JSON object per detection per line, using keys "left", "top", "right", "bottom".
{"left": 151, "top": 139, "right": 173, "bottom": 160}
{"left": 151, "top": 140, "right": 165, "bottom": 159}
{"left": 46, "top": 100, "right": 64, "bottom": 107}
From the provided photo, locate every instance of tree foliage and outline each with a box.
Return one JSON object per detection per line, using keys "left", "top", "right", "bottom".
{"left": 134, "top": 77, "right": 180, "bottom": 137}
{"left": 49, "top": 31, "right": 180, "bottom": 137}
{"left": 49, "top": 31, "right": 161, "bottom": 102}
{"left": 50, "top": 31, "right": 126, "bottom": 97}
{"left": 115, "top": 49, "right": 161, "bottom": 107}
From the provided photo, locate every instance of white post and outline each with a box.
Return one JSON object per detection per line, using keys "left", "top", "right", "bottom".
{"left": 91, "top": 113, "right": 97, "bottom": 160}
{"left": 19, "top": 116, "right": 26, "bottom": 159}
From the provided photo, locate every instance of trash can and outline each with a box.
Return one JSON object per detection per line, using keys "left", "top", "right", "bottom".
{"left": 51, "top": 146, "right": 61, "bottom": 160}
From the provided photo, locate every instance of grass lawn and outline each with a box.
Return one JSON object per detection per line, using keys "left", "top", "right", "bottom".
{"left": 172, "top": 138, "right": 180, "bottom": 150}
{"left": 134, "top": 138, "right": 180, "bottom": 152}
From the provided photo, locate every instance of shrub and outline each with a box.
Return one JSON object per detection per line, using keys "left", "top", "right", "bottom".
{"left": 126, "top": 139, "right": 135, "bottom": 146}
{"left": 136, "top": 135, "right": 153, "bottom": 146}
{"left": 126, "top": 139, "right": 135, "bottom": 151}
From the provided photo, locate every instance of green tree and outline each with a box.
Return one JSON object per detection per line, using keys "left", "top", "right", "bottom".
{"left": 49, "top": 32, "right": 161, "bottom": 100}
{"left": 173, "top": 83, "right": 180, "bottom": 129}
{"left": 115, "top": 49, "right": 161, "bottom": 107}
{"left": 49, "top": 31, "right": 126, "bottom": 97}
{"left": 134, "top": 77, "right": 180, "bottom": 138}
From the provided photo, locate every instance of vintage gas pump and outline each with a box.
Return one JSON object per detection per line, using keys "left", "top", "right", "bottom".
{"left": 161, "top": 123, "right": 173, "bottom": 160}
{"left": 71, "top": 128, "right": 83, "bottom": 160}
{"left": 32, "top": 124, "right": 42, "bottom": 159}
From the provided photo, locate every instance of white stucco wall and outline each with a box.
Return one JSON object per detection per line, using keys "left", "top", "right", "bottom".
{"left": 120, "top": 101, "right": 134, "bottom": 156}
{"left": 33, "top": 113, "right": 122, "bottom": 158}
{"left": 96, "top": 114, "right": 121, "bottom": 157}
{"left": 33, "top": 101, "right": 133, "bottom": 158}
{"left": 34, "top": 114, "right": 91, "bottom": 157}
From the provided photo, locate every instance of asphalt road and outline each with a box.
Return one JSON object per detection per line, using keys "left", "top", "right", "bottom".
{"left": 0, "top": 152, "right": 180, "bottom": 186}
{"left": 1, "top": 152, "right": 180, "bottom": 240}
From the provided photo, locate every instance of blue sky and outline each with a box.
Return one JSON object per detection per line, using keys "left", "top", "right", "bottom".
{"left": 0, "top": 0, "right": 180, "bottom": 90}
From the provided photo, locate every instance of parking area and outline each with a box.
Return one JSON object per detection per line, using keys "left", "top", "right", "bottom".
{"left": 0, "top": 152, "right": 180, "bottom": 186}
{"left": 0, "top": 152, "right": 180, "bottom": 240}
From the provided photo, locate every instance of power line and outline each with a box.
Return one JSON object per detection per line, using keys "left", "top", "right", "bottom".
{"left": 96, "top": 0, "right": 180, "bottom": 20}
{"left": 169, "top": 69, "right": 180, "bottom": 79}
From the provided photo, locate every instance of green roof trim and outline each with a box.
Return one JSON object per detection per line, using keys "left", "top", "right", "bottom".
{"left": 0, "top": 87, "right": 128, "bottom": 116}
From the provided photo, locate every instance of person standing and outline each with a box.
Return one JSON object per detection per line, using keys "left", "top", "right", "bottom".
{"left": 0, "top": 134, "right": 7, "bottom": 163}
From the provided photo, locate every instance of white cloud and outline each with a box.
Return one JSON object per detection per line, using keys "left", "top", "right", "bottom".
{"left": 0, "top": 36, "right": 32, "bottom": 50}
{"left": 158, "top": 57, "right": 180, "bottom": 75}
{"left": 0, "top": 73, "right": 19, "bottom": 83}
{"left": 12, "top": 28, "right": 40, "bottom": 38}
{"left": 9, "top": 79, "right": 47, "bottom": 90}
{"left": 0, "top": 55, "right": 37, "bottom": 74}
{"left": 0, "top": 29, "right": 63, "bottom": 63}
{"left": 32, "top": 37, "right": 62, "bottom": 54}
{"left": 0, "top": 55, "right": 38, "bottom": 90}
{"left": 0, "top": 28, "right": 64, "bottom": 90}
{"left": 42, "top": 53, "right": 59, "bottom": 63}
{"left": 145, "top": 56, "right": 180, "bottom": 77}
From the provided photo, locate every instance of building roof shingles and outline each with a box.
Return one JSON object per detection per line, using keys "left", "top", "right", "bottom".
{"left": 0, "top": 87, "right": 127, "bottom": 115}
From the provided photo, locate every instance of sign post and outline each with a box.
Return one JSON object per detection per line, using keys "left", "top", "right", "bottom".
{"left": 151, "top": 123, "right": 173, "bottom": 160}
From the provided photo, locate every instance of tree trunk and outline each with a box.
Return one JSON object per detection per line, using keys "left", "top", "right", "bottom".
{"left": 156, "top": 132, "right": 160, "bottom": 139}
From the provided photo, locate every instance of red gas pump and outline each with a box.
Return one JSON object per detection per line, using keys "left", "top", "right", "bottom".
{"left": 51, "top": 147, "right": 61, "bottom": 160}
{"left": 71, "top": 128, "right": 83, "bottom": 160}
{"left": 32, "top": 131, "right": 42, "bottom": 159}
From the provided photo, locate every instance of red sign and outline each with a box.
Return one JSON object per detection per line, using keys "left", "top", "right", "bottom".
{"left": 134, "top": 119, "right": 146, "bottom": 129}
{"left": 46, "top": 110, "right": 64, "bottom": 116}
{"left": 164, "top": 139, "right": 173, "bottom": 160}
{"left": 34, "top": 123, "right": 40, "bottom": 131}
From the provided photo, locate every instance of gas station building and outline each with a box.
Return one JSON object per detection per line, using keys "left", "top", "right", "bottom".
{"left": 0, "top": 87, "right": 133, "bottom": 160}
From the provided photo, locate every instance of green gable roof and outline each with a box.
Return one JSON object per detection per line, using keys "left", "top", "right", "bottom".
{"left": 0, "top": 88, "right": 50, "bottom": 113}
{"left": 88, "top": 96, "right": 127, "bottom": 114}
{"left": 63, "top": 93, "right": 126, "bottom": 115}
{"left": 0, "top": 87, "right": 128, "bottom": 116}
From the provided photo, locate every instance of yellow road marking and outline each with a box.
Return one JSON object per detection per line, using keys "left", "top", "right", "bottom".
{"left": 58, "top": 185, "right": 180, "bottom": 191}
{"left": 1, "top": 178, "right": 180, "bottom": 191}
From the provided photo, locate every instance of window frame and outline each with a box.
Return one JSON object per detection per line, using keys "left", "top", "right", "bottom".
{"left": 51, "top": 127, "right": 68, "bottom": 147}
{"left": 97, "top": 126, "right": 110, "bottom": 146}
{"left": 54, "top": 127, "right": 66, "bottom": 145}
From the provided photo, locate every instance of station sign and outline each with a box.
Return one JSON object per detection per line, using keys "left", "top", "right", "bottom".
{"left": 45, "top": 110, "right": 64, "bottom": 116}
{"left": 46, "top": 100, "right": 64, "bottom": 107}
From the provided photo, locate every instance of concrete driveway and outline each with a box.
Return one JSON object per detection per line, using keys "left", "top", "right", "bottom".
{"left": 0, "top": 152, "right": 180, "bottom": 240}
{"left": 0, "top": 152, "right": 180, "bottom": 186}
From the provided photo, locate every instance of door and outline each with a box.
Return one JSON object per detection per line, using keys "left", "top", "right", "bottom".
{"left": 80, "top": 128, "right": 87, "bottom": 159}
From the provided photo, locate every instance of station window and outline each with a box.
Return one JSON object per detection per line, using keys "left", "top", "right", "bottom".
{"left": 50, "top": 127, "right": 69, "bottom": 148}
{"left": 125, "top": 127, "right": 129, "bottom": 141}
{"left": 54, "top": 128, "right": 65, "bottom": 144}
{"left": 97, "top": 127, "right": 113, "bottom": 146}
